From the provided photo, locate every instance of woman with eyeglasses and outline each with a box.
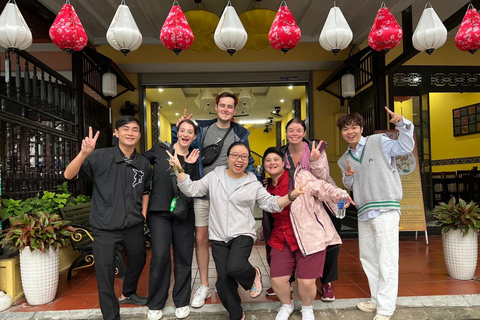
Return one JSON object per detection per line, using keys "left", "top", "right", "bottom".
{"left": 168, "top": 141, "right": 307, "bottom": 320}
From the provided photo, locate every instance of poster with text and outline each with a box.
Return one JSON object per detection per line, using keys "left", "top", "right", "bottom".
{"left": 376, "top": 130, "right": 426, "bottom": 231}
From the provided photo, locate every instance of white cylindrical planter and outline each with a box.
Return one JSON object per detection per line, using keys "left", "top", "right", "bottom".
{"left": 442, "top": 229, "right": 478, "bottom": 280}
{"left": 19, "top": 247, "right": 59, "bottom": 305}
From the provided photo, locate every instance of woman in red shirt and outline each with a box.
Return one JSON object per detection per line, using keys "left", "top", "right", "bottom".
{"left": 263, "top": 147, "right": 353, "bottom": 320}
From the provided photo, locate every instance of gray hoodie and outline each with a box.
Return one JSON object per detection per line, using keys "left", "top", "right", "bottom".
{"left": 177, "top": 165, "right": 281, "bottom": 242}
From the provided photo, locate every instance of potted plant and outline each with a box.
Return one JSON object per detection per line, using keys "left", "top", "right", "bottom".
{"left": 0, "top": 211, "right": 74, "bottom": 305}
{"left": 430, "top": 197, "right": 480, "bottom": 280}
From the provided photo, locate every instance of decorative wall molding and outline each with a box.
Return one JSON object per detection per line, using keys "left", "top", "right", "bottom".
{"left": 432, "top": 156, "right": 480, "bottom": 166}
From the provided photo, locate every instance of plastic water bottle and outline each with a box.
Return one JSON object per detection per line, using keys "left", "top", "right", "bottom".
{"left": 336, "top": 190, "right": 348, "bottom": 219}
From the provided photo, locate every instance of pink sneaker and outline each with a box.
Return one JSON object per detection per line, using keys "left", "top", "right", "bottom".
{"left": 320, "top": 283, "right": 335, "bottom": 302}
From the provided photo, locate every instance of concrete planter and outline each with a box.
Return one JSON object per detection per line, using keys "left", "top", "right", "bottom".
{"left": 19, "top": 247, "right": 59, "bottom": 305}
{"left": 442, "top": 229, "right": 478, "bottom": 280}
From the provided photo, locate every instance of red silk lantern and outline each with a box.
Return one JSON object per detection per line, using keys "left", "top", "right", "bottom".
{"left": 160, "top": 2, "right": 194, "bottom": 55}
{"left": 455, "top": 4, "right": 480, "bottom": 54}
{"left": 268, "top": 1, "right": 301, "bottom": 54}
{"left": 49, "top": 1, "right": 87, "bottom": 54}
{"left": 368, "top": 3, "right": 402, "bottom": 53}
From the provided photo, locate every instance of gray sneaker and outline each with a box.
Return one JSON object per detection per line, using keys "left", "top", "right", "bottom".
{"left": 191, "top": 285, "right": 211, "bottom": 308}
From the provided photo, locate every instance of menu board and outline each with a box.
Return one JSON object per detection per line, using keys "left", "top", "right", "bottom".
{"left": 376, "top": 130, "right": 427, "bottom": 231}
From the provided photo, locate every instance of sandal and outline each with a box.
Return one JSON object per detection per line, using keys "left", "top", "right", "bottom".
{"left": 250, "top": 266, "right": 263, "bottom": 298}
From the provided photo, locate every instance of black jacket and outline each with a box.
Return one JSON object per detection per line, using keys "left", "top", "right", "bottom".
{"left": 143, "top": 142, "right": 199, "bottom": 212}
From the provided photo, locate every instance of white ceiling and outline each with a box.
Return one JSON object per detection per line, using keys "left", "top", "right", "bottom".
{"left": 145, "top": 85, "right": 306, "bottom": 125}
{"left": 37, "top": 0, "right": 469, "bottom": 47}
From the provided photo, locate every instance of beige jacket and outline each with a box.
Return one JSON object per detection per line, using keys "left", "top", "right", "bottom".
{"left": 290, "top": 167, "right": 343, "bottom": 256}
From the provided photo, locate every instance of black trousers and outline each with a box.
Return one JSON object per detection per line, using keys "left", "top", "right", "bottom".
{"left": 92, "top": 223, "right": 146, "bottom": 320}
{"left": 211, "top": 236, "right": 256, "bottom": 320}
{"left": 321, "top": 207, "right": 341, "bottom": 284}
{"left": 146, "top": 210, "right": 195, "bottom": 310}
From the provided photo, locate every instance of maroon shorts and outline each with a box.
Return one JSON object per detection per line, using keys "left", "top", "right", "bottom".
{"left": 269, "top": 244, "right": 326, "bottom": 279}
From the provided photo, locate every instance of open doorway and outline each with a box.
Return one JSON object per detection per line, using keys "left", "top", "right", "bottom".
{"left": 144, "top": 85, "right": 307, "bottom": 170}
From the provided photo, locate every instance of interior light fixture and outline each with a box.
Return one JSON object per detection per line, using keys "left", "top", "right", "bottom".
{"left": 280, "top": 99, "right": 284, "bottom": 103}
{"left": 168, "top": 101, "right": 173, "bottom": 105}
{"left": 238, "top": 119, "right": 267, "bottom": 125}
{"left": 158, "top": 88, "right": 164, "bottom": 92}
{"left": 175, "top": 112, "right": 179, "bottom": 116}
{"left": 288, "top": 85, "right": 293, "bottom": 89}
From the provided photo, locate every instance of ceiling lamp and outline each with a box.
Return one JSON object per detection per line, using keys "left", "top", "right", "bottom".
{"left": 268, "top": 1, "right": 301, "bottom": 54}
{"left": 240, "top": 8, "right": 276, "bottom": 50}
{"left": 184, "top": 9, "right": 219, "bottom": 52}
{"left": 412, "top": 3, "right": 447, "bottom": 55}
{"left": 102, "top": 71, "right": 117, "bottom": 97}
{"left": 49, "top": 0, "right": 88, "bottom": 54}
{"left": 106, "top": 0, "right": 142, "bottom": 56}
{"left": 201, "top": 89, "right": 215, "bottom": 110}
{"left": 368, "top": 2, "right": 402, "bottom": 53}
{"left": 0, "top": 0, "right": 32, "bottom": 51}
{"left": 341, "top": 73, "right": 355, "bottom": 99}
{"left": 319, "top": 3, "right": 352, "bottom": 56}
{"left": 160, "top": 1, "right": 194, "bottom": 55}
{"left": 455, "top": 3, "right": 480, "bottom": 55}
{"left": 238, "top": 88, "right": 257, "bottom": 108}
{"left": 214, "top": 1, "right": 248, "bottom": 56}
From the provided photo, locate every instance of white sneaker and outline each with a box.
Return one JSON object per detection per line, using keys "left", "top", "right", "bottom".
{"left": 357, "top": 301, "right": 377, "bottom": 313}
{"left": 147, "top": 309, "right": 163, "bottom": 320}
{"left": 191, "top": 285, "right": 211, "bottom": 308}
{"left": 175, "top": 305, "right": 191, "bottom": 319}
{"left": 373, "top": 314, "right": 391, "bottom": 320}
{"left": 301, "top": 305, "right": 315, "bottom": 320}
{"left": 275, "top": 300, "right": 294, "bottom": 320}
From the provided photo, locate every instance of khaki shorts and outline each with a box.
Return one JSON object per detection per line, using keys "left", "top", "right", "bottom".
{"left": 193, "top": 197, "right": 210, "bottom": 227}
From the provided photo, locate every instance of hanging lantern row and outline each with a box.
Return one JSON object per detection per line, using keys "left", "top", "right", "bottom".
{"left": 1, "top": 0, "right": 480, "bottom": 56}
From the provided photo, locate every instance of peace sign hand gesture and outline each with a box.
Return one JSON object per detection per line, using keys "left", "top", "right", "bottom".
{"left": 176, "top": 109, "right": 193, "bottom": 127}
{"left": 80, "top": 126, "right": 99, "bottom": 157}
{"left": 345, "top": 159, "right": 356, "bottom": 177}
{"left": 291, "top": 178, "right": 309, "bottom": 200}
{"left": 185, "top": 149, "right": 200, "bottom": 164}
{"left": 166, "top": 150, "right": 182, "bottom": 169}
{"left": 385, "top": 106, "right": 403, "bottom": 124}
{"left": 309, "top": 140, "right": 325, "bottom": 161}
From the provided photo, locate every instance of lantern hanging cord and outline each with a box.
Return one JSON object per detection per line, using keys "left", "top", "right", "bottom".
{"left": 173, "top": 0, "right": 179, "bottom": 6}
{"left": 121, "top": 0, "right": 126, "bottom": 5}
{"left": 425, "top": 2, "right": 432, "bottom": 9}
{"left": 380, "top": 2, "right": 386, "bottom": 8}
{"left": 468, "top": 2, "right": 474, "bottom": 10}
{"left": 280, "top": 0, "right": 288, "bottom": 7}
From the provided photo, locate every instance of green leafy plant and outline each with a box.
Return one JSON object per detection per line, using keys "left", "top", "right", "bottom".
{"left": 0, "top": 212, "right": 74, "bottom": 252}
{"left": 430, "top": 197, "right": 480, "bottom": 236}
{"left": 1, "top": 199, "right": 32, "bottom": 222}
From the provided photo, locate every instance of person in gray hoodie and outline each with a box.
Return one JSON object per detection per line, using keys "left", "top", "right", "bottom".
{"left": 167, "top": 142, "right": 306, "bottom": 320}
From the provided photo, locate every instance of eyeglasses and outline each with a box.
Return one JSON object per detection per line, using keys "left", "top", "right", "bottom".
{"left": 229, "top": 153, "right": 249, "bottom": 161}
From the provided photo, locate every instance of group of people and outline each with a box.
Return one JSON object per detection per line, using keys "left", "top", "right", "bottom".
{"left": 64, "top": 92, "right": 415, "bottom": 320}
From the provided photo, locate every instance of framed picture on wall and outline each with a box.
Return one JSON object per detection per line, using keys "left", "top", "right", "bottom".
{"left": 453, "top": 103, "right": 480, "bottom": 137}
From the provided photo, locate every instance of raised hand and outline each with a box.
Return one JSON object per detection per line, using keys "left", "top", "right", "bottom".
{"left": 176, "top": 108, "right": 193, "bottom": 127}
{"left": 291, "top": 178, "right": 309, "bottom": 199}
{"left": 81, "top": 126, "right": 99, "bottom": 156}
{"left": 345, "top": 159, "right": 356, "bottom": 177}
{"left": 185, "top": 149, "right": 200, "bottom": 164}
{"left": 385, "top": 106, "right": 403, "bottom": 124}
{"left": 336, "top": 193, "right": 356, "bottom": 208}
{"left": 166, "top": 150, "right": 182, "bottom": 169}
{"left": 309, "top": 140, "right": 325, "bottom": 161}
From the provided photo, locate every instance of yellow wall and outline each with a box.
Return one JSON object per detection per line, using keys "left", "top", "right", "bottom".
{"left": 393, "top": 98, "right": 413, "bottom": 121}
{"left": 429, "top": 93, "right": 480, "bottom": 172}
{"left": 301, "top": 93, "right": 306, "bottom": 120}
{"left": 248, "top": 126, "right": 277, "bottom": 167}
{"left": 312, "top": 71, "right": 344, "bottom": 186}
{"left": 145, "top": 98, "right": 153, "bottom": 150}
{"left": 159, "top": 111, "right": 172, "bottom": 144}
{"left": 281, "top": 110, "right": 293, "bottom": 145}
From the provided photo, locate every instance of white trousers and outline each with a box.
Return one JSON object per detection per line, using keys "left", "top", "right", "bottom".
{"left": 358, "top": 209, "right": 399, "bottom": 316}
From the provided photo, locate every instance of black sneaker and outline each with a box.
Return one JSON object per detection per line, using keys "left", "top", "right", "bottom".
{"left": 119, "top": 293, "right": 147, "bottom": 306}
